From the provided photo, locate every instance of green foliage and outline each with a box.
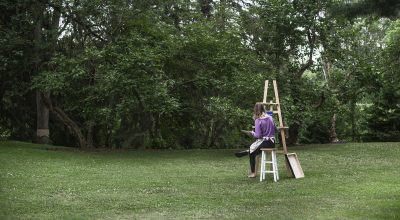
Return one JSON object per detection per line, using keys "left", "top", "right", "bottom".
{"left": 2, "top": 0, "right": 400, "bottom": 148}
{"left": 316, "top": 17, "right": 392, "bottom": 142}
{"left": 33, "top": 27, "right": 180, "bottom": 147}
{"left": 155, "top": 18, "right": 270, "bottom": 148}
{"left": 0, "top": 0, "right": 37, "bottom": 141}
{"left": 332, "top": 0, "right": 400, "bottom": 18}
{"left": 364, "top": 20, "right": 400, "bottom": 141}
{"left": 0, "top": 126, "right": 11, "bottom": 141}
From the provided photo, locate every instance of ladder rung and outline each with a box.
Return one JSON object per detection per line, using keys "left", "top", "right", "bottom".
{"left": 277, "top": 126, "right": 289, "bottom": 129}
{"left": 260, "top": 148, "right": 275, "bottom": 151}
{"left": 262, "top": 171, "right": 276, "bottom": 173}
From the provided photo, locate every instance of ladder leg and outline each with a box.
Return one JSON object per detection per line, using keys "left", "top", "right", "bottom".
{"left": 270, "top": 151, "right": 274, "bottom": 182}
{"left": 260, "top": 151, "right": 265, "bottom": 182}
{"left": 262, "top": 151, "right": 266, "bottom": 181}
{"left": 263, "top": 80, "right": 269, "bottom": 103}
{"left": 272, "top": 151, "right": 276, "bottom": 182}
{"left": 263, "top": 152, "right": 268, "bottom": 180}
{"left": 259, "top": 152, "right": 263, "bottom": 182}
{"left": 274, "top": 151, "right": 279, "bottom": 181}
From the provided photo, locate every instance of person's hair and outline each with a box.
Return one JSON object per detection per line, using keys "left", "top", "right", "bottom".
{"left": 253, "top": 103, "right": 265, "bottom": 120}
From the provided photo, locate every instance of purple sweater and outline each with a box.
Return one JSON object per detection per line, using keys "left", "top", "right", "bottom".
{"left": 251, "top": 116, "right": 275, "bottom": 139}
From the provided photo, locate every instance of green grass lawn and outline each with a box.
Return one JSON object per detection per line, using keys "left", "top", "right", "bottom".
{"left": 1, "top": 141, "right": 400, "bottom": 219}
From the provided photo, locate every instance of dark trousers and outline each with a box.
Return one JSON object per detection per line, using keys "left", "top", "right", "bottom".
{"left": 249, "top": 139, "right": 275, "bottom": 172}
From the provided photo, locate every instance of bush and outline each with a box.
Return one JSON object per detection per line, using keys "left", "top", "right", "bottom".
{"left": 0, "top": 126, "right": 11, "bottom": 141}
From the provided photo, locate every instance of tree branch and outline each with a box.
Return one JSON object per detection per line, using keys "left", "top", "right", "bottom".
{"left": 297, "top": 28, "right": 316, "bottom": 77}
{"left": 41, "top": 93, "right": 87, "bottom": 148}
{"left": 49, "top": 2, "right": 107, "bottom": 43}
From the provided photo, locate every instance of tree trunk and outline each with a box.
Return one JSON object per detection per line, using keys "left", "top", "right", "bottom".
{"left": 55, "top": 108, "right": 87, "bottom": 148}
{"left": 33, "top": 1, "right": 61, "bottom": 145}
{"left": 41, "top": 95, "right": 87, "bottom": 148}
{"left": 36, "top": 91, "right": 50, "bottom": 144}
{"left": 52, "top": 106, "right": 87, "bottom": 148}
{"left": 350, "top": 99, "right": 358, "bottom": 141}
{"left": 202, "top": 119, "right": 213, "bottom": 147}
{"left": 33, "top": 3, "right": 51, "bottom": 144}
{"left": 86, "top": 121, "right": 94, "bottom": 148}
{"left": 208, "top": 121, "right": 223, "bottom": 148}
{"left": 284, "top": 28, "right": 317, "bottom": 145}
{"left": 149, "top": 113, "right": 165, "bottom": 148}
{"left": 330, "top": 113, "right": 339, "bottom": 143}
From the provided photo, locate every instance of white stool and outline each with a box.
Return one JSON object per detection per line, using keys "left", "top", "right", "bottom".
{"left": 259, "top": 148, "right": 279, "bottom": 182}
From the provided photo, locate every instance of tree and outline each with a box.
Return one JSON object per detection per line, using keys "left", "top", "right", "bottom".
{"left": 365, "top": 20, "right": 400, "bottom": 141}
{"left": 3, "top": 0, "right": 398, "bottom": 148}
{"left": 333, "top": 0, "right": 400, "bottom": 18}
{"left": 238, "top": 0, "right": 342, "bottom": 145}
{"left": 330, "top": 0, "right": 400, "bottom": 142}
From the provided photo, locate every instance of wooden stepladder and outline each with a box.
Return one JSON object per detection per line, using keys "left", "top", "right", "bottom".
{"left": 260, "top": 80, "right": 304, "bottom": 179}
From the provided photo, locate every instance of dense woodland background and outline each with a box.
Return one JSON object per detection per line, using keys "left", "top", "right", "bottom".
{"left": 1, "top": 0, "right": 399, "bottom": 149}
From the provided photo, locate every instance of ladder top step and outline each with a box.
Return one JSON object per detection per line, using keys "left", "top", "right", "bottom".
{"left": 260, "top": 148, "right": 276, "bottom": 151}
{"left": 277, "top": 126, "right": 289, "bottom": 129}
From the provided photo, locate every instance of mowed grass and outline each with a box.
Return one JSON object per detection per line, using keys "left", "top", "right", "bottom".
{"left": 0, "top": 141, "right": 400, "bottom": 219}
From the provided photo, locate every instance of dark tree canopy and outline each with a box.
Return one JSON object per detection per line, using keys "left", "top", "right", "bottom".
{"left": 1, "top": 0, "right": 399, "bottom": 147}
{"left": 333, "top": 0, "right": 400, "bottom": 18}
